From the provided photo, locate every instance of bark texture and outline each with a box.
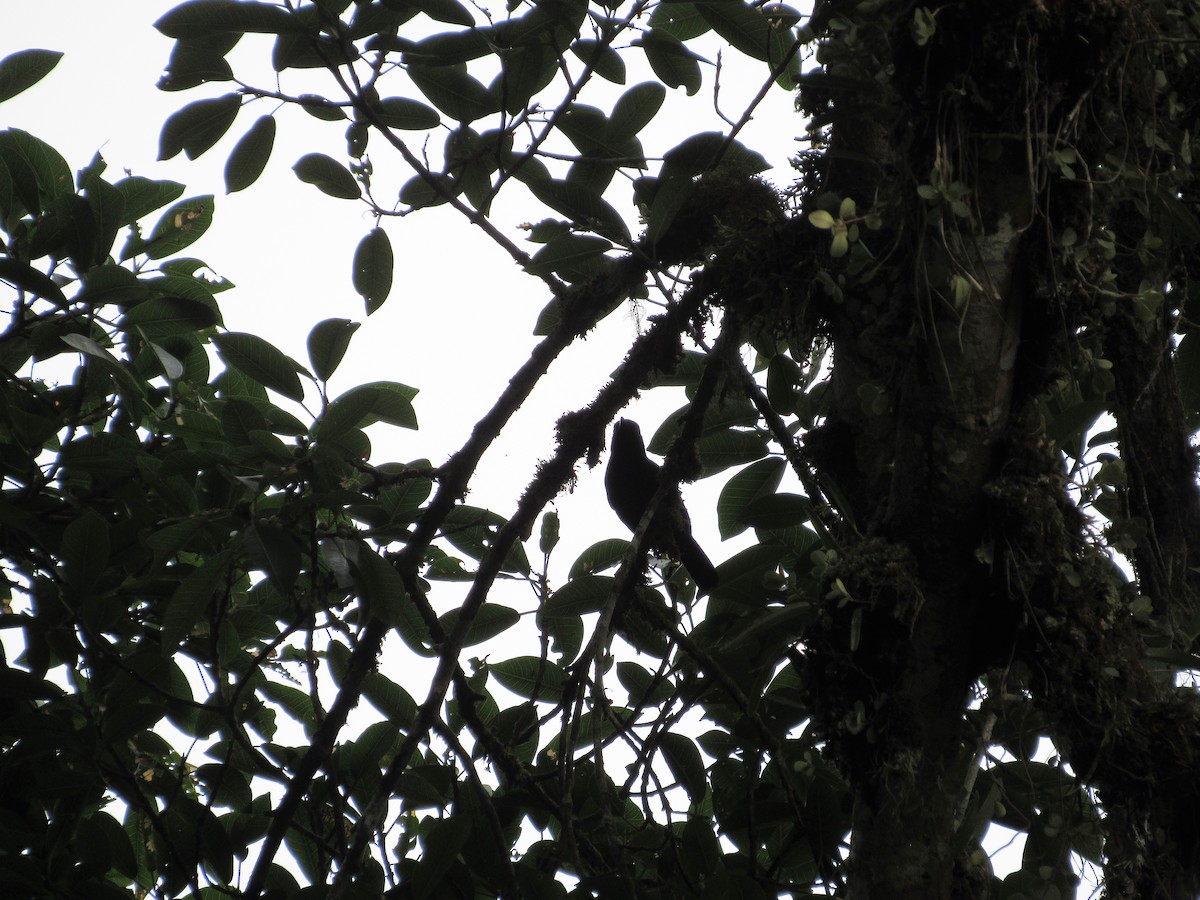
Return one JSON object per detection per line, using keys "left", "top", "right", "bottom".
{"left": 794, "top": 0, "right": 1200, "bottom": 895}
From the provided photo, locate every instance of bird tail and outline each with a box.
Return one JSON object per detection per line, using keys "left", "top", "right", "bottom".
{"left": 677, "top": 534, "right": 718, "bottom": 595}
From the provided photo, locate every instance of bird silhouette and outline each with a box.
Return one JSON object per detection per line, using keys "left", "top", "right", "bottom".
{"left": 604, "top": 419, "right": 718, "bottom": 594}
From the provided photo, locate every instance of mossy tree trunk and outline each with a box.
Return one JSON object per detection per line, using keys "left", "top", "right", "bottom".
{"left": 795, "top": 1, "right": 1200, "bottom": 895}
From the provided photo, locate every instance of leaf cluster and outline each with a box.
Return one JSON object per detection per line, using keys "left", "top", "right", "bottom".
{"left": 15, "top": 0, "right": 1200, "bottom": 895}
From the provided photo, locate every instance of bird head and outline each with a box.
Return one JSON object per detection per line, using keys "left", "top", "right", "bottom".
{"left": 612, "top": 418, "right": 646, "bottom": 454}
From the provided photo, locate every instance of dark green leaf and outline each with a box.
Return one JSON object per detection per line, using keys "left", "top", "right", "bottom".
{"left": 159, "top": 33, "right": 237, "bottom": 91}
{"left": 273, "top": 30, "right": 356, "bottom": 72}
{"left": 220, "top": 394, "right": 266, "bottom": 444}
{"left": 400, "top": 29, "right": 493, "bottom": 65}
{"left": 307, "top": 317, "right": 360, "bottom": 382}
{"left": 662, "top": 132, "right": 770, "bottom": 179}
{"left": 1045, "top": 397, "right": 1106, "bottom": 456}
{"left": 90, "top": 811, "right": 139, "bottom": 881}
{"left": 315, "top": 0, "right": 352, "bottom": 18}
{"left": 282, "top": 818, "right": 323, "bottom": 884}
{"left": 350, "top": 2, "right": 420, "bottom": 38}
{"left": 695, "top": 428, "right": 769, "bottom": 474}
{"left": 660, "top": 732, "right": 706, "bottom": 801}
{"left": 353, "top": 227, "right": 394, "bottom": 313}
{"left": 393, "top": 770, "right": 451, "bottom": 809}
{"left": 81, "top": 173, "right": 125, "bottom": 264}
{"left": 318, "top": 382, "right": 418, "bottom": 435}
{"left": 438, "top": 603, "right": 520, "bottom": 646}
{"left": 293, "top": 153, "right": 360, "bottom": 200}
{"left": 1174, "top": 332, "right": 1200, "bottom": 421}
{"left": 645, "top": 398, "right": 757, "bottom": 452}
{"left": 743, "top": 492, "right": 813, "bottom": 530}
{"left": 488, "top": 703, "right": 541, "bottom": 764}
{"left": 510, "top": 0, "right": 586, "bottom": 45}
{"left": 441, "top": 504, "right": 528, "bottom": 573}
{"left": 717, "top": 603, "right": 817, "bottom": 663}
{"left": 0, "top": 258, "right": 66, "bottom": 305}
{"left": 162, "top": 553, "right": 232, "bottom": 651}
{"left": 527, "top": 233, "right": 611, "bottom": 281}
{"left": 648, "top": 1, "right": 712, "bottom": 41}
{"left": 527, "top": 178, "right": 630, "bottom": 241}
{"left": 0, "top": 151, "right": 17, "bottom": 223}
{"left": 60, "top": 333, "right": 148, "bottom": 407}
{"left": 76, "top": 263, "right": 148, "bottom": 308}
{"left": 362, "top": 668, "right": 419, "bottom": 727}
{"left": 243, "top": 524, "right": 302, "bottom": 590}
{"left": 297, "top": 94, "right": 346, "bottom": 121}
{"left": 60, "top": 510, "right": 110, "bottom": 590}
{"left": 0, "top": 128, "right": 73, "bottom": 212}
{"left": 374, "top": 96, "right": 442, "bottom": 130}
{"left": 399, "top": 171, "right": 455, "bottom": 208}
{"left": 573, "top": 705, "right": 635, "bottom": 746}
{"left": 225, "top": 115, "right": 275, "bottom": 193}
{"left": 0, "top": 138, "right": 35, "bottom": 218}
{"left": 765, "top": 353, "right": 801, "bottom": 414}
{"left": 568, "top": 539, "right": 628, "bottom": 579}
{"left": 159, "top": 94, "right": 242, "bottom": 161}
{"left": 260, "top": 680, "right": 316, "bottom": 729}
{"left": 610, "top": 82, "right": 667, "bottom": 139}
{"left": 144, "top": 519, "right": 209, "bottom": 558}
{"left": 349, "top": 544, "right": 434, "bottom": 651}
{"left": 694, "top": 0, "right": 781, "bottom": 63}
{"left": 122, "top": 295, "right": 220, "bottom": 338}
{"left": 494, "top": 42, "right": 558, "bottom": 114}
{"left": 112, "top": 176, "right": 185, "bottom": 225}
{"left": 489, "top": 656, "right": 567, "bottom": 701}
{"left": 0, "top": 49, "right": 63, "bottom": 105}
{"left": 127, "top": 195, "right": 215, "bottom": 260}
{"left": 558, "top": 103, "right": 617, "bottom": 158}
{"left": 407, "top": 0, "right": 475, "bottom": 26}
{"left": 541, "top": 574, "right": 612, "bottom": 618}
{"left": 408, "top": 64, "right": 497, "bottom": 124}
{"left": 616, "top": 661, "right": 673, "bottom": 706}
{"left": 717, "top": 457, "right": 785, "bottom": 539}
{"left": 147, "top": 271, "right": 222, "bottom": 307}
{"left": 541, "top": 610, "right": 584, "bottom": 663}
{"left": 706, "top": 543, "right": 788, "bottom": 607}
{"left": 155, "top": 0, "right": 305, "bottom": 38}
{"left": 344, "top": 722, "right": 402, "bottom": 787}
{"left": 195, "top": 763, "right": 251, "bottom": 809}
{"left": 212, "top": 331, "right": 305, "bottom": 401}
{"left": 640, "top": 174, "right": 694, "bottom": 248}
{"left": 411, "top": 817, "right": 472, "bottom": 900}
{"left": 1153, "top": 183, "right": 1200, "bottom": 245}
{"left": 346, "top": 120, "right": 369, "bottom": 158}
{"left": 636, "top": 29, "right": 704, "bottom": 96}
{"left": 540, "top": 510, "right": 560, "bottom": 555}
{"left": 570, "top": 38, "right": 626, "bottom": 84}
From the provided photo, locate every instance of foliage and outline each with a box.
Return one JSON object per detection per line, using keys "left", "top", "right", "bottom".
{"left": 4, "top": 0, "right": 1200, "bottom": 898}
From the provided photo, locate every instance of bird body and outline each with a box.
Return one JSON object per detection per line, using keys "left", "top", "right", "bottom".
{"left": 605, "top": 419, "right": 718, "bottom": 594}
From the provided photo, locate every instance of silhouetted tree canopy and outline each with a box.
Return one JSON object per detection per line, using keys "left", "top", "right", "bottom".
{"left": 3, "top": 1, "right": 1200, "bottom": 897}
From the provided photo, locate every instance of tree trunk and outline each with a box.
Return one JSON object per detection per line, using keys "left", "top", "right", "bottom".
{"left": 799, "top": 0, "right": 1200, "bottom": 895}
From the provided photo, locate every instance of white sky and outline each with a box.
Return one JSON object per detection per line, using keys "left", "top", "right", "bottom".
{"left": 2, "top": 2, "right": 806, "bottom": 578}
{"left": 1, "top": 3, "right": 823, "bottom": 883}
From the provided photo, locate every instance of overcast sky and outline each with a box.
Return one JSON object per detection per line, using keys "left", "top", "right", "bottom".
{"left": 3, "top": 2, "right": 806, "bottom": 596}
{"left": 5, "top": 6, "right": 1098, "bottom": 888}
